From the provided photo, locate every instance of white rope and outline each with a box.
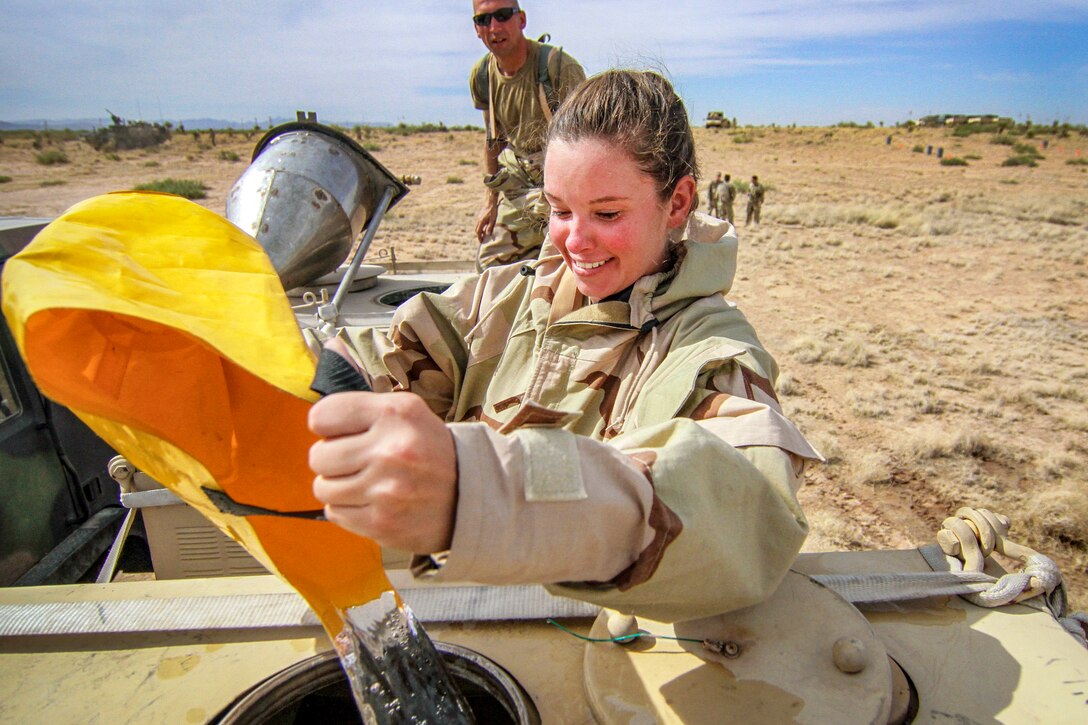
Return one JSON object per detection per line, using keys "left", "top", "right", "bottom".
{"left": 1061, "top": 612, "right": 1088, "bottom": 647}
{"left": 937, "top": 507, "right": 1088, "bottom": 646}
{"left": 953, "top": 552, "right": 1063, "bottom": 608}
{"left": 812, "top": 509, "right": 1088, "bottom": 648}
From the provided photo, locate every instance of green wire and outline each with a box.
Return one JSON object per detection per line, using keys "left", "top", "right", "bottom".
{"left": 546, "top": 618, "right": 704, "bottom": 644}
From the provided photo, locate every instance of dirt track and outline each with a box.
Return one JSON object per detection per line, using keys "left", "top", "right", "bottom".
{"left": 3, "top": 124, "right": 1087, "bottom": 607}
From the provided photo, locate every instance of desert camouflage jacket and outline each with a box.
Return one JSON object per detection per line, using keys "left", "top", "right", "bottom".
{"left": 340, "top": 213, "right": 819, "bottom": 621}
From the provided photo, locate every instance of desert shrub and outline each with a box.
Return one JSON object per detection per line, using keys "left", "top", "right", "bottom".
{"left": 899, "top": 428, "right": 997, "bottom": 461}
{"left": 911, "top": 144, "right": 924, "bottom": 153}
{"left": 951, "top": 123, "right": 1005, "bottom": 137}
{"left": 1021, "top": 485, "right": 1088, "bottom": 547}
{"left": 86, "top": 112, "right": 171, "bottom": 151}
{"left": 218, "top": 150, "right": 240, "bottom": 162}
{"left": 105, "top": 152, "right": 121, "bottom": 161}
{"left": 458, "top": 159, "right": 475, "bottom": 166}
{"left": 771, "top": 202, "right": 909, "bottom": 231}
{"left": 846, "top": 389, "right": 891, "bottom": 418}
{"left": 921, "top": 213, "right": 959, "bottom": 236}
{"left": 1002, "top": 155, "right": 1038, "bottom": 167}
{"left": 940, "top": 157, "right": 968, "bottom": 166}
{"left": 869, "top": 212, "right": 900, "bottom": 229}
{"left": 362, "top": 142, "right": 382, "bottom": 152}
{"left": 775, "top": 372, "right": 797, "bottom": 396}
{"left": 990, "top": 135, "right": 1015, "bottom": 145}
{"left": 134, "top": 178, "right": 209, "bottom": 199}
{"left": 732, "top": 132, "right": 754, "bottom": 144}
{"left": 788, "top": 333, "right": 874, "bottom": 367}
{"left": 1031, "top": 199, "right": 1088, "bottom": 226}
{"left": 40, "top": 179, "right": 66, "bottom": 187}
{"left": 0, "top": 175, "right": 11, "bottom": 183}
{"left": 445, "top": 176, "right": 464, "bottom": 184}
{"left": 35, "top": 149, "right": 69, "bottom": 165}
{"left": 841, "top": 206, "right": 899, "bottom": 229}
{"left": 1012, "top": 142, "right": 1043, "bottom": 157}
{"left": 807, "top": 435, "right": 844, "bottom": 465}
{"left": 804, "top": 508, "right": 867, "bottom": 550}
{"left": 911, "top": 390, "right": 946, "bottom": 415}
{"left": 387, "top": 122, "right": 454, "bottom": 136}
{"left": 142, "top": 161, "right": 159, "bottom": 168}
{"left": 1067, "top": 158, "right": 1088, "bottom": 166}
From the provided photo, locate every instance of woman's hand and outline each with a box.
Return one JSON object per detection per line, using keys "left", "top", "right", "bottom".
{"left": 309, "top": 391, "right": 457, "bottom": 554}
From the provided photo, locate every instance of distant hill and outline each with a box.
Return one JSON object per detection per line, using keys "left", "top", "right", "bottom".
{"left": 0, "top": 117, "right": 392, "bottom": 132}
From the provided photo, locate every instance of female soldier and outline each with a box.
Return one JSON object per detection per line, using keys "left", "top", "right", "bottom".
{"left": 309, "top": 70, "right": 818, "bottom": 622}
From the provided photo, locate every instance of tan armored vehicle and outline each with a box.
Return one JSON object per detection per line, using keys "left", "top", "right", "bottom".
{"left": 1, "top": 119, "right": 1086, "bottom": 724}
{"left": 706, "top": 110, "right": 727, "bottom": 129}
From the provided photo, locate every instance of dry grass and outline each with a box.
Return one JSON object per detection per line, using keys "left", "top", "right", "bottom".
{"left": 4, "top": 124, "right": 1087, "bottom": 610}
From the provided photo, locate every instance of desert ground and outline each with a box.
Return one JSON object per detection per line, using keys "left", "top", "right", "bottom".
{"left": 2, "top": 123, "right": 1087, "bottom": 608}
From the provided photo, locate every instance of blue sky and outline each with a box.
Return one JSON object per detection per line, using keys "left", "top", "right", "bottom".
{"left": 2, "top": 1, "right": 1086, "bottom": 126}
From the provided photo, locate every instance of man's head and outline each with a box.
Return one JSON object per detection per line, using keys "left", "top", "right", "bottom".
{"left": 725, "top": 174, "right": 731, "bottom": 181}
{"left": 715, "top": 172, "right": 722, "bottom": 181}
{"left": 472, "top": 2, "right": 527, "bottom": 59}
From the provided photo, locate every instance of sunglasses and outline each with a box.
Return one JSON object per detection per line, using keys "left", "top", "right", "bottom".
{"left": 473, "top": 6, "right": 520, "bottom": 26}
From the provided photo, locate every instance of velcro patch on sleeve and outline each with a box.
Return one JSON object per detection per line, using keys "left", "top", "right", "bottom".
{"left": 519, "top": 427, "right": 588, "bottom": 502}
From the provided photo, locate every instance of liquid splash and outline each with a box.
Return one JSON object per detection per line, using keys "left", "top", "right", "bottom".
{"left": 334, "top": 591, "right": 475, "bottom": 724}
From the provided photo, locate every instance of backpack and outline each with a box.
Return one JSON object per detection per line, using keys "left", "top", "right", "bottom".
{"left": 475, "top": 35, "right": 562, "bottom": 145}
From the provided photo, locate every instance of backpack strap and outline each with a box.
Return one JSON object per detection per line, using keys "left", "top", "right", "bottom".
{"left": 474, "top": 53, "right": 499, "bottom": 145}
{"left": 537, "top": 43, "right": 561, "bottom": 118}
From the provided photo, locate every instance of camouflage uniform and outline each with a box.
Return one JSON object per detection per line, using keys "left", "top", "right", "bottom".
{"left": 339, "top": 214, "right": 818, "bottom": 621}
{"left": 471, "top": 40, "right": 585, "bottom": 269}
{"left": 721, "top": 179, "right": 736, "bottom": 224}
{"left": 706, "top": 178, "right": 721, "bottom": 218}
{"left": 746, "top": 179, "right": 765, "bottom": 225}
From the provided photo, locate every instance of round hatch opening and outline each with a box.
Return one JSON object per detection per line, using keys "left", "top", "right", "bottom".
{"left": 377, "top": 284, "right": 451, "bottom": 308}
{"left": 215, "top": 642, "right": 539, "bottom": 724}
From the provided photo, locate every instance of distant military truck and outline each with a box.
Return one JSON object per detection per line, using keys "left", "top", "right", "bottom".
{"left": 705, "top": 111, "right": 728, "bottom": 129}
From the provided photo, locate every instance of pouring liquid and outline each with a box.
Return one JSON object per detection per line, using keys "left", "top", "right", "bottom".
{"left": 335, "top": 592, "right": 475, "bottom": 724}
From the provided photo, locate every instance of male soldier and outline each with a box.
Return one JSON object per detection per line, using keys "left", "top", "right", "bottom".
{"left": 470, "top": 2, "right": 586, "bottom": 269}
{"left": 746, "top": 174, "right": 765, "bottom": 226}
{"left": 721, "top": 173, "right": 736, "bottom": 224}
{"left": 707, "top": 172, "right": 722, "bottom": 218}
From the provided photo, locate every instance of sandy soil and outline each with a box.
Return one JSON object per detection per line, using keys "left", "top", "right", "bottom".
{"left": 3, "top": 124, "right": 1088, "bottom": 608}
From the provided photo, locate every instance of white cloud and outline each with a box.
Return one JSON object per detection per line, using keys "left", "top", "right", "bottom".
{"left": 2, "top": 0, "right": 1087, "bottom": 122}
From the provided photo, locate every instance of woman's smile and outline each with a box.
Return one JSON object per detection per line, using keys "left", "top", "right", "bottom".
{"left": 544, "top": 137, "right": 691, "bottom": 300}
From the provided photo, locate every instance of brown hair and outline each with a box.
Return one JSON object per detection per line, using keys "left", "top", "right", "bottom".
{"left": 547, "top": 70, "right": 699, "bottom": 211}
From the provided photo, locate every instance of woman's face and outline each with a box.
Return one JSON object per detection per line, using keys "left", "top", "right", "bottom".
{"left": 543, "top": 137, "right": 694, "bottom": 301}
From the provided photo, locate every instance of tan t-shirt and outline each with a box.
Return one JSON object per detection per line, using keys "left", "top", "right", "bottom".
{"left": 470, "top": 40, "right": 586, "bottom": 157}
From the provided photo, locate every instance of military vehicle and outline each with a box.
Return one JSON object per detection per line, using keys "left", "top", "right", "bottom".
{"left": 1, "top": 118, "right": 1086, "bottom": 724}
{"left": 706, "top": 110, "right": 727, "bottom": 129}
